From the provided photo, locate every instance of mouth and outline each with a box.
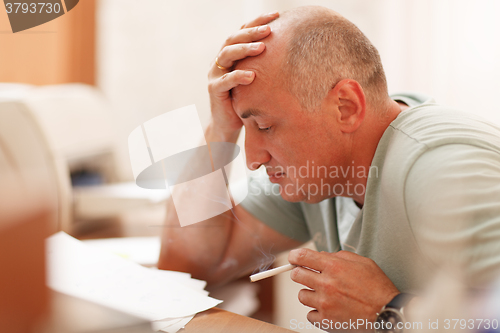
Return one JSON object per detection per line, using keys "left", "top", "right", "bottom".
{"left": 267, "top": 171, "right": 285, "bottom": 183}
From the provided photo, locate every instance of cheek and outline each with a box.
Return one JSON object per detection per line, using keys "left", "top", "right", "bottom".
{"left": 270, "top": 129, "right": 326, "bottom": 168}
{"left": 274, "top": 136, "right": 303, "bottom": 159}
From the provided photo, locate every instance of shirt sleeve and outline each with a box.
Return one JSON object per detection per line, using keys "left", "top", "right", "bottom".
{"left": 237, "top": 169, "right": 311, "bottom": 243}
{"left": 405, "top": 144, "right": 500, "bottom": 287}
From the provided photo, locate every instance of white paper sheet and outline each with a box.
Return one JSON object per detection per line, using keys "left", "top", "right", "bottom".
{"left": 151, "top": 315, "right": 195, "bottom": 332}
{"left": 46, "top": 232, "right": 222, "bottom": 322}
{"left": 83, "top": 236, "right": 161, "bottom": 266}
{"left": 148, "top": 268, "right": 208, "bottom": 295}
{"left": 158, "top": 316, "right": 195, "bottom": 333}
{"left": 151, "top": 317, "right": 185, "bottom": 331}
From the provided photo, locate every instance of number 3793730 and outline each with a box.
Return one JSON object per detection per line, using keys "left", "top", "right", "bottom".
{"left": 5, "top": 3, "right": 62, "bottom": 14}
{"left": 443, "top": 319, "right": 499, "bottom": 330}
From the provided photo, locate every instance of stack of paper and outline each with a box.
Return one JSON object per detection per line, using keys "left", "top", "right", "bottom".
{"left": 46, "top": 232, "right": 222, "bottom": 332}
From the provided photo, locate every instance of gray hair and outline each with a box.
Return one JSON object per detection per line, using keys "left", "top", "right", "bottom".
{"left": 276, "top": 8, "right": 388, "bottom": 111}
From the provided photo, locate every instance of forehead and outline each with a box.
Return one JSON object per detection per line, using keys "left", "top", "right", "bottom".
{"left": 231, "top": 64, "right": 277, "bottom": 106}
{"left": 235, "top": 17, "right": 288, "bottom": 72}
{"left": 232, "top": 23, "right": 290, "bottom": 114}
{"left": 231, "top": 66, "right": 292, "bottom": 118}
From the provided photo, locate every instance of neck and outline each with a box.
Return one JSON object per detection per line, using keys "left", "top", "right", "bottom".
{"left": 348, "top": 99, "right": 403, "bottom": 206}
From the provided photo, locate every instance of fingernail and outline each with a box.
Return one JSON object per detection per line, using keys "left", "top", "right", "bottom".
{"left": 258, "top": 25, "right": 268, "bottom": 33}
{"left": 245, "top": 71, "right": 254, "bottom": 78}
{"left": 251, "top": 42, "right": 262, "bottom": 50}
{"left": 267, "top": 11, "right": 279, "bottom": 16}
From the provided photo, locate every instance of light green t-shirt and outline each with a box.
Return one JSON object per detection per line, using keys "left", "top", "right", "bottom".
{"left": 240, "top": 92, "right": 500, "bottom": 292}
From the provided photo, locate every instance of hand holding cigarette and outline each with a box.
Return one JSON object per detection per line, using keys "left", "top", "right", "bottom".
{"left": 250, "top": 263, "right": 297, "bottom": 282}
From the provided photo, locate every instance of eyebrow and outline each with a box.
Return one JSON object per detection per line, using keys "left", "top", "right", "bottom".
{"left": 240, "top": 108, "right": 263, "bottom": 119}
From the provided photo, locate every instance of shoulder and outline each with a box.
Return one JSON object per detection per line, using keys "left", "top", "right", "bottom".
{"left": 405, "top": 143, "right": 500, "bottom": 219}
{"left": 405, "top": 143, "right": 500, "bottom": 203}
{"left": 404, "top": 144, "right": 500, "bottom": 287}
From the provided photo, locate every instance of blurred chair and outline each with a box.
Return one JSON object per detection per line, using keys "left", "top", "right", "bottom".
{"left": 0, "top": 93, "right": 60, "bottom": 232}
{"left": 0, "top": 83, "right": 168, "bottom": 233}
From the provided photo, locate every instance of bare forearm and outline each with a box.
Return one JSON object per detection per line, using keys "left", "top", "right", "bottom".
{"left": 159, "top": 12, "right": 279, "bottom": 283}
{"left": 158, "top": 200, "right": 233, "bottom": 282}
{"left": 157, "top": 123, "right": 241, "bottom": 283}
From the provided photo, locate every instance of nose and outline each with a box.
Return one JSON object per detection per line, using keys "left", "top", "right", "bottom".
{"left": 245, "top": 130, "right": 271, "bottom": 171}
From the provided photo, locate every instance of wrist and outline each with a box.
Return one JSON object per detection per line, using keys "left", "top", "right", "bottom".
{"left": 206, "top": 122, "right": 241, "bottom": 143}
{"left": 375, "top": 293, "right": 416, "bottom": 333}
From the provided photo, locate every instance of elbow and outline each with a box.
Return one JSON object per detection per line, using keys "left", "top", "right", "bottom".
{"left": 157, "top": 242, "right": 197, "bottom": 274}
{"left": 157, "top": 245, "right": 240, "bottom": 287}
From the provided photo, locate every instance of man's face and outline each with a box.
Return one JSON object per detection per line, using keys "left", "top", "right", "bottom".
{"left": 232, "top": 67, "right": 349, "bottom": 203}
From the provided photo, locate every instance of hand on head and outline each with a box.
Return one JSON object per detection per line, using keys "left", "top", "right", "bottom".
{"left": 208, "top": 12, "right": 279, "bottom": 141}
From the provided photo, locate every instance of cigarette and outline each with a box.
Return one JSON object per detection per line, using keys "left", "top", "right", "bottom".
{"left": 250, "top": 263, "right": 297, "bottom": 282}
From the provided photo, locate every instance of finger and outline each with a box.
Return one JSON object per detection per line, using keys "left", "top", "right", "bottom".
{"left": 225, "top": 25, "right": 271, "bottom": 47}
{"left": 290, "top": 266, "right": 321, "bottom": 289}
{"left": 216, "top": 42, "right": 265, "bottom": 69}
{"left": 297, "top": 288, "right": 317, "bottom": 308}
{"left": 209, "top": 70, "right": 255, "bottom": 97}
{"left": 241, "top": 11, "right": 279, "bottom": 29}
{"left": 288, "top": 248, "right": 329, "bottom": 272}
{"left": 306, "top": 310, "right": 322, "bottom": 326}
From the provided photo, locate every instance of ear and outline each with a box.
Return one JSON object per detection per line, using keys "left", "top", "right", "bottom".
{"left": 327, "top": 79, "right": 366, "bottom": 133}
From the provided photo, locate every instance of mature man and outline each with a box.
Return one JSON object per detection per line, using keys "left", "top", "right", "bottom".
{"left": 158, "top": 6, "right": 500, "bottom": 329}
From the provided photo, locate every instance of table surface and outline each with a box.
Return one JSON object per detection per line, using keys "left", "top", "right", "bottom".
{"left": 46, "top": 291, "right": 295, "bottom": 333}
{"left": 185, "top": 308, "right": 295, "bottom": 333}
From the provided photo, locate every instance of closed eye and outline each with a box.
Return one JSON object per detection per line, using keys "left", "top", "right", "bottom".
{"left": 258, "top": 126, "right": 272, "bottom": 132}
